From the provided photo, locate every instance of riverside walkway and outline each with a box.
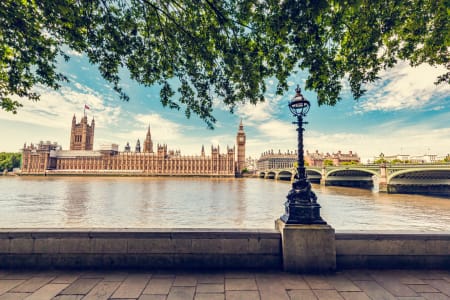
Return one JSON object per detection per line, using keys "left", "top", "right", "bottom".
{"left": 0, "top": 269, "right": 449, "bottom": 300}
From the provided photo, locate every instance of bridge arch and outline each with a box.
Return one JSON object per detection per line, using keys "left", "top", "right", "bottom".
{"left": 258, "top": 172, "right": 265, "bottom": 178}
{"left": 277, "top": 170, "right": 293, "bottom": 181}
{"left": 326, "top": 168, "right": 379, "bottom": 178}
{"left": 324, "top": 168, "right": 378, "bottom": 189}
{"left": 266, "top": 171, "right": 276, "bottom": 179}
{"left": 387, "top": 168, "right": 450, "bottom": 196}
{"left": 306, "top": 169, "right": 322, "bottom": 183}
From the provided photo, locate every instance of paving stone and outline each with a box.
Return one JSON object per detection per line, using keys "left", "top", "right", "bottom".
{"left": 82, "top": 281, "right": 121, "bottom": 300}
{"left": 225, "top": 290, "right": 260, "bottom": 300}
{"left": 225, "top": 278, "right": 258, "bottom": 291}
{"left": 0, "top": 280, "right": 25, "bottom": 295}
{"left": 423, "top": 280, "right": 450, "bottom": 296}
{"left": 143, "top": 278, "right": 173, "bottom": 295}
{"left": 303, "top": 276, "right": 333, "bottom": 290}
{"left": 395, "top": 297, "right": 426, "bottom": 300}
{"left": 409, "top": 284, "right": 440, "bottom": 293}
{"left": 0, "top": 293, "right": 31, "bottom": 300}
{"left": 111, "top": 274, "right": 150, "bottom": 299}
{"left": 410, "top": 271, "right": 447, "bottom": 280}
{"left": 353, "top": 280, "right": 397, "bottom": 300}
{"left": 225, "top": 272, "right": 254, "bottom": 279}
{"left": 79, "top": 272, "right": 106, "bottom": 279}
{"left": 139, "top": 295, "right": 167, "bottom": 300}
{"left": 52, "top": 296, "right": 83, "bottom": 300}
{"left": 194, "top": 293, "right": 224, "bottom": 300}
{"left": 287, "top": 289, "right": 317, "bottom": 300}
{"left": 255, "top": 276, "right": 289, "bottom": 300}
{"left": 326, "top": 275, "right": 360, "bottom": 292}
{"left": 102, "top": 272, "right": 129, "bottom": 282}
{"left": 419, "top": 293, "right": 450, "bottom": 300}
{"left": 339, "top": 291, "right": 371, "bottom": 300}
{"left": 24, "top": 283, "right": 68, "bottom": 300}
{"left": 281, "top": 274, "right": 310, "bottom": 290}
{"left": 195, "top": 284, "right": 223, "bottom": 293}
{"left": 51, "top": 274, "right": 80, "bottom": 284}
{"left": 167, "top": 286, "right": 195, "bottom": 300}
{"left": 390, "top": 271, "right": 426, "bottom": 285}
{"left": 11, "top": 277, "right": 54, "bottom": 293}
{"left": 196, "top": 274, "right": 223, "bottom": 284}
{"left": 341, "top": 270, "right": 373, "bottom": 281}
{"left": 370, "top": 272, "right": 418, "bottom": 297}
{"left": 60, "top": 278, "right": 102, "bottom": 295}
{"left": 2, "top": 274, "right": 35, "bottom": 281}
{"left": 151, "top": 272, "right": 175, "bottom": 279}
{"left": 313, "top": 289, "right": 344, "bottom": 300}
{"left": 172, "top": 276, "right": 196, "bottom": 287}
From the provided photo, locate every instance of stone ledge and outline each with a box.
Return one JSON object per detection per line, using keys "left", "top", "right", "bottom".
{"left": 0, "top": 229, "right": 280, "bottom": 239}
{"left": 336, "top": 231, "right": 450, "bottom": 240}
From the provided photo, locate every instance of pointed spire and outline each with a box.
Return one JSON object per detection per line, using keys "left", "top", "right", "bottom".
{"left": 238, "top": 118, "right": 244, "bottom": 131}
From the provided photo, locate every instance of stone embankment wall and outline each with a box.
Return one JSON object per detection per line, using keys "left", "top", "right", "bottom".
{"left": 0, "top": 229, "right": 448, "bottom": 269}
{"left": 0, "top": 229, "right": 281, "bottom": 269}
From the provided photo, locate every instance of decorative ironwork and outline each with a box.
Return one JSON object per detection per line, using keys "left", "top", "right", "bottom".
{"left": 281, "top": 85, "right": 326, "bottom": 224}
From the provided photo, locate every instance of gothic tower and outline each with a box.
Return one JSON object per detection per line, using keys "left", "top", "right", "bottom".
{"left": 135, "top": 139, "right": 141, "bottom": 153}
{"left": 70, "top": 114, "right": 95, "bottom": 151}
{"left": 143, "top": 125, "right": 153, "bottom": 153}
{"left": 236, "top": 119, "right": 246, "bottom": 174}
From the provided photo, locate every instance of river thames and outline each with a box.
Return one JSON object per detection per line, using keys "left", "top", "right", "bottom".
{"left": 0, "top": 176, "right": 449, "bottom": 230}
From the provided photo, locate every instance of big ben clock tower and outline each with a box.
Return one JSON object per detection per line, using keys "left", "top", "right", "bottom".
{"left": 236, "top": 120, "right": 246, "bottom": 175}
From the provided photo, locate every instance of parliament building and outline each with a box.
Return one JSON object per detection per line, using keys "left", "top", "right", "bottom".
{"left": 21, "top": 114, "right": 246, "bottom": 177}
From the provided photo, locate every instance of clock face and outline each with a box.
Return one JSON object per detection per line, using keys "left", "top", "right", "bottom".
{"left": 239, "top": 136, "right": 245, "bottom": 142}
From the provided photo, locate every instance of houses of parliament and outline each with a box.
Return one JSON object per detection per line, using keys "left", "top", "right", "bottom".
{"left": 21, "top": 114, "right": 246, "bottom": 177}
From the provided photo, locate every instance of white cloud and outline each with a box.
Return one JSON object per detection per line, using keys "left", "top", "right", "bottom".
{"left": 245, "top": 117, "right": 450, "bottom": 163}
{"left": 356, "top": 62, "right": 449, "bottom": 113}
{"left": 0, "top": 82, "right": 122, "bottom": 149}
{"left": 66, "top": 49, "right": 83, "bottom": 57}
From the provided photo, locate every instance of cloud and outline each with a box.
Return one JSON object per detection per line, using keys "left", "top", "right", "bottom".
{"left": 66, "top": 49, "right": 83, "bottom": 57}
{"left": 0, "top": 81, "right": 123, "bottom": 149}
{"left": 355, "top": 62, "right": 449, "bottom": 113}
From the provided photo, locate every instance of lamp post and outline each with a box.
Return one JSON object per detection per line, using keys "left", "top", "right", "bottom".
{"left": 280, "top": 85, "right": 326, "bottom": 224}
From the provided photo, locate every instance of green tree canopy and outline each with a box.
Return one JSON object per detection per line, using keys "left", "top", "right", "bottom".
{"left": 323, "top": 159, "right": 334, "bottom": 166}
{"left": 0, "top": 152, "right": 21, "bottom": 172}
{"left": 1, "top": 0, "right": 448, "bottom": 128}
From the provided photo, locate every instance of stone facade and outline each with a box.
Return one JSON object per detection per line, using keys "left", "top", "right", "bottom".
{"left": 257, "top": 149, "right": 361, "bottom": 170}
{"left": 21, "top": 115, "right": 244, "bottom": 177}
{"left": 70, "top": 114, "right": 94, "bottom": 150}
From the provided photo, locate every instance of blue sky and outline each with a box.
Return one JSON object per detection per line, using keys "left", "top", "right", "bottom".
{"left": 1, "top": 49, "right": 449, "bottom": 162}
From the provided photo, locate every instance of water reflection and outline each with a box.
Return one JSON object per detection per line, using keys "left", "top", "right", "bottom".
{"left": 0, "top": 176, "right": 448, "bottom": 230}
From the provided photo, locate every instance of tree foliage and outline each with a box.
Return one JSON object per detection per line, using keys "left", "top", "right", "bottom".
{"left": 0, "top": 152, "right": 21, "bottom": 172}
{"left": 323, "top": 159, "right": 334, "bottom": 166}
{"left": 1, "top": 0, "right": 448, "bottom": 128}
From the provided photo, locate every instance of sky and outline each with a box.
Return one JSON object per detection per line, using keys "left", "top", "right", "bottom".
{"left": 1, "top": 50, "right": 449, "bottom": 163}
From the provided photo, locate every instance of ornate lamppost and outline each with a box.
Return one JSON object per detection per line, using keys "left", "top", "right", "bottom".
{"left": 280, "top": 85, "right": 326, "bottom": 224}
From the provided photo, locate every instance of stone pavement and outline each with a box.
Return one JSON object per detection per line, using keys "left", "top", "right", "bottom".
{"left": 0, "top": 269, "right": 449, "bottom": 300}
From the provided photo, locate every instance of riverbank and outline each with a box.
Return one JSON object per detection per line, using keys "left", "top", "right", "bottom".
{"left": 0, "top": 229, "right": 449, "bottom": 270}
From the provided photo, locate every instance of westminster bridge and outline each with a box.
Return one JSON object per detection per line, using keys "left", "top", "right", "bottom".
{"left": 258, "top": 164, "right": 450, "bottom": 196}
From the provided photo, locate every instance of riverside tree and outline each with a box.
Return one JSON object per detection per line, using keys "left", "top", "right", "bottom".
{"left": 1, "top": 0, "right": 448, "bottom": 128}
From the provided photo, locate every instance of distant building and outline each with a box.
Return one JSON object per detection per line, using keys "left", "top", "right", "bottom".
{"left": 70, "top": 114, "right": 94, "bottom": 150}
{"left": 21, "top": 114, "right": 244, "bottom": 177}
{"left": 257, "top": 149, "right": 360, "bottom": 170}
{"left": 374, "top": 153, "right": 440, "bottom": 164}
{"left": 257, "top": 149, "right": 297, "bottom": 170}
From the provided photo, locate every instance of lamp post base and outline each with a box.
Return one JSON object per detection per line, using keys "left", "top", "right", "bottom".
{"left": 275, "top": 219, "right": 336, "bottom": 273}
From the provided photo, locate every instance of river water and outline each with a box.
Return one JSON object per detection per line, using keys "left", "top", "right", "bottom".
{"left": 0, "top": 176, "right": 449, "bottom": 231}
